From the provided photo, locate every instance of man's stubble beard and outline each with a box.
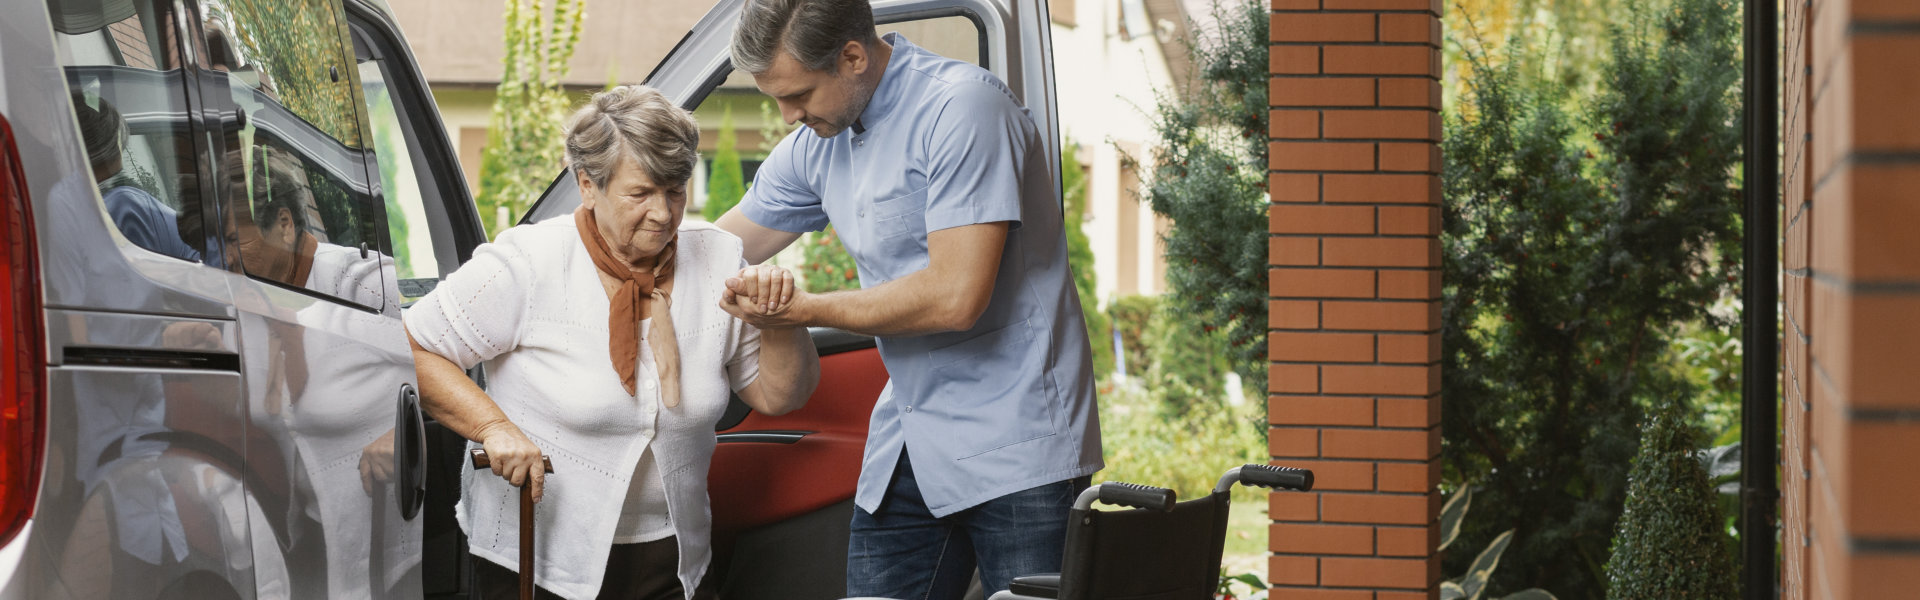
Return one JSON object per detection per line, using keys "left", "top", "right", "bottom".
{"left": 813, "top": 75, "right": 875, "bottom": 138}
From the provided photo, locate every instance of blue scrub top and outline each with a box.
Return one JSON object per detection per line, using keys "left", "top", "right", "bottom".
{"left": 739, "top": 33, "right": 1102, "bottom": 517}
{"left": 102, "top": 182, "right": 202, "bottom": 263}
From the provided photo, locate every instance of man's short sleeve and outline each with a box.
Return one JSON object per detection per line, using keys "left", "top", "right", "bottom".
{"left": 922, "top": 80, "right": 1033, "bottom": 233}
{"left": 738, "top": 131, "right": 830, "bottom": 233}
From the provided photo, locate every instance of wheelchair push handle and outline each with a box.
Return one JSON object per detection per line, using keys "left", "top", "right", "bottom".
{"left": 1216, "top": 464, "right": 1314, "bottom": 494}
{"left": 1075, "top": 482, "right": 1177, "bottom": 512}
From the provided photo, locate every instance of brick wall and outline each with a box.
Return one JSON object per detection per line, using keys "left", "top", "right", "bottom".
{"left": 1780, "top": 0, "right": 1920, "bottom": 598}
{"left": 1266, "top": 1, "right": 1443, "bottom": 598}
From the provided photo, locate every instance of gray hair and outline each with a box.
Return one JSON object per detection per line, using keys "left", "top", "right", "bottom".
{"left": 229, "top": 145, "right": 311, "bottom": 234}
{"left": 731, "top": 0, "right": 879, "bottom": 74}
{"left": 564, "top": 85, "right": 700, "bottom": 191}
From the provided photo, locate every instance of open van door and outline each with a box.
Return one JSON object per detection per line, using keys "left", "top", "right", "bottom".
{"left": 513, "top": 0, "right": 1060, "bottom": 598}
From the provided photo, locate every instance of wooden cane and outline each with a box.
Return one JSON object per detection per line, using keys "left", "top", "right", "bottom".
{"left": 471, "top": 449, "right": 554, "bottom": 600}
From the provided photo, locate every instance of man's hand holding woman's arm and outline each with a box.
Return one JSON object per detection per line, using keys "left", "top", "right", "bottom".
{"left": 725, "top": 264, "right": 821, "bottom": 416}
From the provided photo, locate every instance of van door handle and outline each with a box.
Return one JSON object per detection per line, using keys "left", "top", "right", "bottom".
{"left": 395, "top": 383, "right": 427, "bottom": 520}
{"left": 716, "top": 430, "right": 813, "bottom": 444}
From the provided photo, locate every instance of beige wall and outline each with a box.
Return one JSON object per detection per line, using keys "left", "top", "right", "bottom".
{"left": 1052, "top": 0, "right": 1181, "bottom": 301}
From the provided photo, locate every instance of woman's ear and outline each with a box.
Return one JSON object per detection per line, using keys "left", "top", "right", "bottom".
{"left": 575, "top": 169, "right": 598, "bottom": 210}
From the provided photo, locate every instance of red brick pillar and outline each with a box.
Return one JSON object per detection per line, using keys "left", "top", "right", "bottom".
{"left": 1265, "top": 1, "right": 1443, "bottom": 598}
{"left": 1780, "top": 0, "right": 1920, "bottom": 597}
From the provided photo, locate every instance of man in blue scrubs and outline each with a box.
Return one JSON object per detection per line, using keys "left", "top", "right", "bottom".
{"left": 713, "top": 0, "right": 1102, "bottom": 597}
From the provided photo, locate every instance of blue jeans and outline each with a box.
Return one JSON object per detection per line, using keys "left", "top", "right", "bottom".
{"left": 847, "top": 450, "right": 1088, "bottom": 599}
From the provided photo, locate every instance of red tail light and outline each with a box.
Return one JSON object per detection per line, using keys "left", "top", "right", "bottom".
{"left": 0, "top": 113, "right": 46, "bottom": 548}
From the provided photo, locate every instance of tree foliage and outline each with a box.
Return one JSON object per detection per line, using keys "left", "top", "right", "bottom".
{"left": 476, "top": 0, "right": 584, "bottom": 238}
{"left": 1445, "top": 0, "right": 1626, "bottom": 107}
{"left": 1140, "top": 0, "right": 1268, "bottom": 392}
{"left": 1604, "top": 400, "right": 1738, "bottom": 600}
{"left": 218, "top": 0, "right": 363, "bottom": 148}
{"left": 703, "top": 107, "right": 746, "bottom": 222}
{"left": 1439, "top": 0, "right": 1742, "bottom": 596}
{"left": 1107, "top": 294, "right": 1157, "bottom": 379}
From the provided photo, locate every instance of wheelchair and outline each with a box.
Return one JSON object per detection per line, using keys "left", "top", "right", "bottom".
{"left": 984, "top": 463, "right": 1316, "bottom": 600}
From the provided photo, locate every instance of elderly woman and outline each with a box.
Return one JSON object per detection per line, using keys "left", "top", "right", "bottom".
{"left": 404, "top": 85, "right": 819, "bottom": 600}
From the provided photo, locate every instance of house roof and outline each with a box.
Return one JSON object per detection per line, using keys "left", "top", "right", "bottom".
{"left": 388, "top": 0, "right": 710, "bottom": 87}
{"left": 393, "top": 0, "right": 1195, "bottom": 90}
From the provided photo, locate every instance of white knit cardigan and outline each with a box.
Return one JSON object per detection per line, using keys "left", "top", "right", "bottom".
{"left": 404, "top": 217, "right": 761, "bottom": 600}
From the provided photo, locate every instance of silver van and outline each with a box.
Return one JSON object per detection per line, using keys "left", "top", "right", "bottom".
{"left": 0, "top": 0, "right": 1059, "bottom": 597}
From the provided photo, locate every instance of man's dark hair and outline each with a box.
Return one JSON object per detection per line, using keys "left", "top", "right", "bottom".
{"left": 70, "top": 91, "right": 124, "bottom": 172}
{"left": 731, "top": 0, "right": 879, "bottom": 74}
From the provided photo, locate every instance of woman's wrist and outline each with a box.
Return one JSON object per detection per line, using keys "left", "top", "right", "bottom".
{"left": 473, "top": 418, "right": 520, "bottom": 444}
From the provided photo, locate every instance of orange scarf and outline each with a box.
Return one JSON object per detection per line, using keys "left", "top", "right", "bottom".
{"left": 575, "top": 207, "right": 680, "bottom": 406}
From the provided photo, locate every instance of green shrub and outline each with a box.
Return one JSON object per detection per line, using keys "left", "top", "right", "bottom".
{"left": 1437, "top": 487, "right": 1558, "bottom": 600}
{"left": 1604, "top": 401, "right": 1737, "bottom": 600}
{"left": 702, "top": 107, "right": 745, "bottom": 222}
{"left": 1144, "top": 301, "right": 1231, "bottom": 411}
{"left": 1106, "top": 294, "right": 1158, "bottom": 379}
{"left": 1094, "top": 383, "right": 1264, "bottom": 503}
{"left": 800, "top": 227, "right": 860, "bottom": 293}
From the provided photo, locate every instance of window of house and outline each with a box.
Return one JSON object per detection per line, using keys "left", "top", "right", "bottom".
{"left": 49, "top": 0, "right": 209, "bottom": 264}
{"left": 1049, "top": 0, "right": 1077, "bottom": 27}
{"left": 1117, "top": 0, "right": 1149, "bottom": 41}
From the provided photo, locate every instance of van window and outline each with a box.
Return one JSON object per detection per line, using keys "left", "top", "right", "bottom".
{"left": 199, "top": 0, "right": 390, "bottom": 310}
{"left": 350, "top": 27, "right": 457, "bottom": 303}
{"left": 48, "top": 0, "right": 208, "bottom": 263}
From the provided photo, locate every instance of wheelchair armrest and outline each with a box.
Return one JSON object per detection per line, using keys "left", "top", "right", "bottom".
{"left": 1008, "top": 573, "right": 1061, "bottom": 598}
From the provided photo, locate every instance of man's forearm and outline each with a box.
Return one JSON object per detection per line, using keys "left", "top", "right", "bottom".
{"left": 798, "top": 268, "right": 986, "bottom": 337}
{"left": 790, "top": 222, "right": 1007, "bottom": 336}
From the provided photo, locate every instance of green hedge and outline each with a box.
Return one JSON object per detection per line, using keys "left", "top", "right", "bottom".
{"left": 1603, "top": 400, "right": 1737, "bottom": 600}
